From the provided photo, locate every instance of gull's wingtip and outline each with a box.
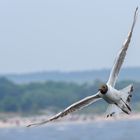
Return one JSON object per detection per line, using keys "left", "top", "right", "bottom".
{"left": 135, "top": 6, "right": 138, "bottom": 13}
{"left": 26, "top": 123, "right": 37, "bottom": 127}
{"left": 26, "top": 124, "right": 32, "bottom": 127}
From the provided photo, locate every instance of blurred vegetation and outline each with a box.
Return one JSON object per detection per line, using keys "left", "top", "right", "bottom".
{"left": 0, "top": 77, "right": 139, "bottom": 114}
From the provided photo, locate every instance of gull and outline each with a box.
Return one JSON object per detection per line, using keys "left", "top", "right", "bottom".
{"left": 27, "top": 7, "right": 138, "bottom": 127}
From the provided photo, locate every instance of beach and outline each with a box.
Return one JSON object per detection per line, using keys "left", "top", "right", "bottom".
{"left": 0, "top": 113, "right": 140, "bottom": 128}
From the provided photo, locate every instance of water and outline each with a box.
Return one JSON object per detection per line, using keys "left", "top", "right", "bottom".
{"left": 0, "top": 120, "right": 140, "bottom": 140}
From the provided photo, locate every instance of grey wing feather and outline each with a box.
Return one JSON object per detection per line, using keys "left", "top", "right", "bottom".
{"left": 27, "top": 92, "right": 101, "bottom": 127}
{"left": 107, "top": 7, "right": 138, "bottom": 87}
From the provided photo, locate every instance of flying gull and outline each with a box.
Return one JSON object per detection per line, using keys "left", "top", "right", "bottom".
{"left": 27, "top": 7, "right": 138, "bottom": 127}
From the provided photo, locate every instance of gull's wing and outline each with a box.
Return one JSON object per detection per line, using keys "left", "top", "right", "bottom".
{"left": 106, "top": 104, "right": 122, "bottom": 118}
{"left": 107, "top": 7, "right": 138, "bottom": 87}
{"left": 27, "top": 92, "right": 101, "bottom": 127}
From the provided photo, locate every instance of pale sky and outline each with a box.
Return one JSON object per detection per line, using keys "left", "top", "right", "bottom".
{"left": 0, "top": 0, "right": 140, "bottom": 74}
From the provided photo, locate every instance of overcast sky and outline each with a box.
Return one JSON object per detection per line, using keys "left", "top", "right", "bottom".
{"left": 0, "top": 0, "right": 140, "bottom": 74}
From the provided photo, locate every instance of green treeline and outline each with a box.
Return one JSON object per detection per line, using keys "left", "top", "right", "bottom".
{"left": 0, "top": 77, "right": 140, "bottom": 114}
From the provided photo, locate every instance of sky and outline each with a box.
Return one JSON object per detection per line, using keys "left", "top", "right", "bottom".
{"left": 0, "top": 0, "right": 140, "bottom": 74}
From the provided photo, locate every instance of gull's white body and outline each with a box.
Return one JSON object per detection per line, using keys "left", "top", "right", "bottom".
{"left": 99, "top": 85, "right": 121, "bottom": 104}
{"left": 27, "top": 7, "right": 138, "bottom": 127}
{"left": 100, "top": 85, "right": 132, "bottom": 115}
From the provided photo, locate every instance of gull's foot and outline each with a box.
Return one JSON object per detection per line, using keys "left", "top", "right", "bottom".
{"left": 106, "top": 112, "right": 115, "bottom": 118}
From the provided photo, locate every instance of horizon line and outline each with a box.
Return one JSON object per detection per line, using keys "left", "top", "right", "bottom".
{"left": 0, "top": 66, "right": 140, "bottom": 75}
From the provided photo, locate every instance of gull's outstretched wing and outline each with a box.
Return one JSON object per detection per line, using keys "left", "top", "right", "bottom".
{"left": 27, "top": 92, "right": 101, "bottom": 127}
{"left": 107, "top": 7, "right": 138, "bottom": 87}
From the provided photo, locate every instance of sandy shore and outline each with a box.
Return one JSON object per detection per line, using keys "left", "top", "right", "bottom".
{"left": 0, "top": 113, "right": 140, "bottom": 128}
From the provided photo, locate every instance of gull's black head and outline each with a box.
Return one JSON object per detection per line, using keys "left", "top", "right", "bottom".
{"left": 99, "top": 84, "right": 108, "bottom": 94}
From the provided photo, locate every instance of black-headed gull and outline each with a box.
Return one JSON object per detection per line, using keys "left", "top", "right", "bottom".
{"left": 27, "top": 7, "right": 138, "bottom": 127}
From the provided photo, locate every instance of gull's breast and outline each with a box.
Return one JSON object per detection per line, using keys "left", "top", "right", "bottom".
{"left": 103, "top": 86, "right": 121, "bottom": 104}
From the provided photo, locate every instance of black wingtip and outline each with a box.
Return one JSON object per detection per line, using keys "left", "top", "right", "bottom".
{"left": 134, "top": 6, "right": 138, "bottom": 16}
{"left": 135, "top": 6, "right": 138, "bottom": 14}
{"left": 26, "top": 124, "right": 32, "bottom": 127}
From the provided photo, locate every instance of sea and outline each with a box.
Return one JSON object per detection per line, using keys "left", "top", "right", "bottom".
{"left": 0, "top": 119, "right": 139, "bottom": 140}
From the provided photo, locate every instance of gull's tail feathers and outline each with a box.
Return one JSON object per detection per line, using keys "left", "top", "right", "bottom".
{"left": 120, "top": 84, "right": 133, "bottom": 105}
{"left": 106, "top": 104, "right": 122, "bottom": 118}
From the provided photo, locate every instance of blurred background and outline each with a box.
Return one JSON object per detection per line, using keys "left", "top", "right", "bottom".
{"left": 0, "top": 0, "right": 140, "bottom": 140}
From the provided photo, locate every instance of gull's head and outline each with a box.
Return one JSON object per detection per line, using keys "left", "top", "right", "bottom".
{"left": 99, "top": 84, "right": 108, "bottom": 94}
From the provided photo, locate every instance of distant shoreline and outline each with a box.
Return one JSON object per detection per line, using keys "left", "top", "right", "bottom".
{"left": 0, "top": 113, "right": 140, "bottom": 128}
{"left": 2, "top": 67, "right": 140, "bottom": 84}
